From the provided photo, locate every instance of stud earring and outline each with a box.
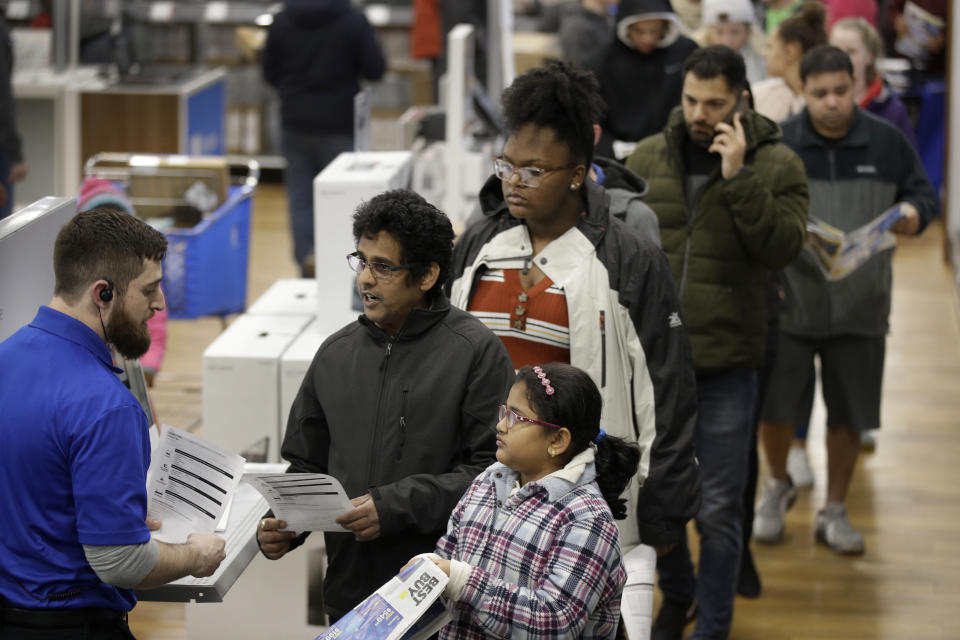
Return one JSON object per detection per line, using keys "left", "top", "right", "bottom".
{"left": 570, "top": 183, "right": 578, "bottom": 190}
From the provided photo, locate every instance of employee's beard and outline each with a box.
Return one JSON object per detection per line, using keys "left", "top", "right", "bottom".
{"left": 106, "top": 302, "right": 152, "bottom": 360}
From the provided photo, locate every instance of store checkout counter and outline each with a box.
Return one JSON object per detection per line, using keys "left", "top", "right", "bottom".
{"left": 13, "top": 66, "right": 226, "bottom": 206}
{"left": 78, "top": 66, "right": 226, "bottom": 160}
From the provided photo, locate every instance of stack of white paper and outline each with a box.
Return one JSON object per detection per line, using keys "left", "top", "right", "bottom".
{"left": 147, "top": 426, "right": 246, "bottom": 543}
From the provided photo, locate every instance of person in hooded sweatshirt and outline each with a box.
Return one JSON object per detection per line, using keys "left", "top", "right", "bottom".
{"left": 262, "top": 0, "right": 386, "bottom": 277}
{"left": 590, "top": 0, "right": 699, "bottom": 159}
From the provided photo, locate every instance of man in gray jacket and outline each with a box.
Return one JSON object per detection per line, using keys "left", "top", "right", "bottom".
{"left": 257, "top": 190, "right": 513, "bottom": 621}
{"left": 754, "top": 46, "right": 938, "bottom": 555}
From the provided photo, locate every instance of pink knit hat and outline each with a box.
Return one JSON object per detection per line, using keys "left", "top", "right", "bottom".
{"left": 77, "top": 177, "right": 135, "bottom": 215}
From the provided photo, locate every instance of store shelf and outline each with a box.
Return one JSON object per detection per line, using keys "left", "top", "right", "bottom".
{"left": 124, "top": 2, "right": 281, "bottom": 25}
{"left": 363, "top": 4, "right": 412, "bottom": 28}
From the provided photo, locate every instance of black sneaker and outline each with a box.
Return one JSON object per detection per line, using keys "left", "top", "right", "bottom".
{"left": 651, "top": 598, "right": 696, "bottom": 640}
{"left": 737, "top": 548, "right": 762, "bottom": 598}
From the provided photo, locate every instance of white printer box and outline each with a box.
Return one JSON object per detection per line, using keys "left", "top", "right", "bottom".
{"left": 202, "top": 313, "right": 314, "bottom": 463}
{"left": 247, "top": 278, "right": 319, "bottom": 316}
{"left": 313, "top": 151, "right": 412, "bottom": 335}
{"left": 278, "top": 317, "right": 330, "bottom": 442}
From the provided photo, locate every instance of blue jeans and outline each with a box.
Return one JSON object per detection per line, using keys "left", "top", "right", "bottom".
{"left": 658, "top": 368, "right": 757, "bottom": 640}
{"left": 281, "top": 129, "right": 353, "bottom": 272}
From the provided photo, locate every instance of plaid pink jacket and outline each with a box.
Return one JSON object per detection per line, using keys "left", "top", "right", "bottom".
{"left": 435, "top": 461, "right": 626, "bottom": 639}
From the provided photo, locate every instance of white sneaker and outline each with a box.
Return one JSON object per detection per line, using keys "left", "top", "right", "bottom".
{"left": 815, "top": 503, "right": 865, "bottom": 554}
{"left": 787, "top": 446, "right": 815, "bottom": 488}
{"left": 753, "top": 477, "right": 797, "bottom": 544}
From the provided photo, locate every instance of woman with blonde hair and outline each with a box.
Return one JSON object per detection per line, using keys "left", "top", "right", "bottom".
{"left": 829, "top": 16, "right": 917, "bottom": 147}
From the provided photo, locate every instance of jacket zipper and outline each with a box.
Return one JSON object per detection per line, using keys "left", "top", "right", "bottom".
{"left": 397, "top": 385, "right": 409, "bottom": 461}
{"left": 679, "top": 235, "right": 693, "bottom": 298}
{"left": 367, "top": 340, "right": 394, "bottom": 482}
{"left": 677, "top": 150, "right": 695, "bottom": 299}
{"left": 599, "top": 310, "right": 607, "bottom": 388}
{"left": 677, "top": 167, "right": 720, "bottom": 299}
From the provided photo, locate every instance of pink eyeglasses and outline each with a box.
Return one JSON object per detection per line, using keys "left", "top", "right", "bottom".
{"left": 497, "top": 404, "right": 563, "bottom": 431}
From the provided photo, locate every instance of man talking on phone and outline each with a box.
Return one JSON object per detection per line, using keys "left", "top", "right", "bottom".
{"left": 626, "top": 45, "right": 809, "bottom": 640}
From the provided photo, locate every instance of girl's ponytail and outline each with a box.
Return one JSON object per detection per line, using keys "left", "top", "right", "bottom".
{"left": 594, "top": 433, "right": 640, "bottom": 520}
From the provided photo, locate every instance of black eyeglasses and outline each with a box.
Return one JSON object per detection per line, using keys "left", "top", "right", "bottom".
{"left": 493, "top": 157, "right": 578, "bottom": 189}
{"left": 346, "top": 252, "right": 414, "bottom": 280}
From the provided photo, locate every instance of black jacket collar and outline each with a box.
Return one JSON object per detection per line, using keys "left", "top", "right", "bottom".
{"left": 794, "top": 106, "right": 870, "bottom": 149}
{"left": 359, "top": 292, "right": 452, "bottom": 344}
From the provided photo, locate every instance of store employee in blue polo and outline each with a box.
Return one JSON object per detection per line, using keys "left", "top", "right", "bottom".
{"left": 0, "top": 208, "right": 226, "bottom": 639}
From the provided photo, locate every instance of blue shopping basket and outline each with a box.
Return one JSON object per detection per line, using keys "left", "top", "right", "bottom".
{"left": 84, "top": 154, "right": 260, "bottom": 319}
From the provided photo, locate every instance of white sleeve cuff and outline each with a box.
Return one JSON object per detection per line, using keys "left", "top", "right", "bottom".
{"left": 444, "top": 559, "right": 471, "bottom": 600}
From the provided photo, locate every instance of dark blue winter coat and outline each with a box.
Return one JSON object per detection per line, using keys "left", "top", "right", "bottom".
{"left": 262, "top": 0, "right": 386, "bottom": 135}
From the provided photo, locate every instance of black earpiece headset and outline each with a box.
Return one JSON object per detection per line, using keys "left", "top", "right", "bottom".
{"left": 99, "top": 279, "right": 114, "bottom": 303}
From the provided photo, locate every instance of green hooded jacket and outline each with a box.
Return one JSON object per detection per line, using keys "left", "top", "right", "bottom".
{"left": 626, "top": 107, "right": 808, "bottom": 373}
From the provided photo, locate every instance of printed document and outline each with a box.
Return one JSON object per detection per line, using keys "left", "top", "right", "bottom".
{"left": 242, "top": 473, "right": 353, "bottom": 532}
{"left": 805, "top": 204, "right": 904, "bottom": 281}
{"left": 315, "top": 556, "right": 451, "bottom": 640}
{"left": 147, "top": 425, "right": 245, "bottom": 543}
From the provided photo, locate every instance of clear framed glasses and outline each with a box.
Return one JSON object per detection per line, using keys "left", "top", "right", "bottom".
{"left": 346, "top": 252, "right": 414, "bottom": 281}
{"left": 497, "top": 404, "right": 563, "bottom": 431}
{"left": 493, "top": 157, "right": 577, "bottom": 188}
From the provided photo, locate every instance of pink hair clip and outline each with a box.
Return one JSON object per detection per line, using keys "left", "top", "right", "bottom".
{"left": 532, "top": 365, "right": 555, "bottom": 396}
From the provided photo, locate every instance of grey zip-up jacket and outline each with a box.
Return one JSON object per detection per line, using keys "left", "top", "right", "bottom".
{"left": 449, "top": 176, "right": 701, "bottom": 549}
{"left": 280, "top": 295, "right": 513, "bottom": 617}
{"left": 779, "top": 107, "right": 939, "bottom": 338}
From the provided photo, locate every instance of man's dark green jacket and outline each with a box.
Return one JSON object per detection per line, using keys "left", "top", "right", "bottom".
{"left": 626, "top": 107, "right": 809, "bottom": 373}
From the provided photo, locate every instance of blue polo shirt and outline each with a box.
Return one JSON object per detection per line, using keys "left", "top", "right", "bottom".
{"left": 0, "top": 306, "right": 151, "bottom": 611}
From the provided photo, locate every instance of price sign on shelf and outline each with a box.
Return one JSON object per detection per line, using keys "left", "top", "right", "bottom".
{"left": 204, "top": 2, "right": 229, "bottom": 23}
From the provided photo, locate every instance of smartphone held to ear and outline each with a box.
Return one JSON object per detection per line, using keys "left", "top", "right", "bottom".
{"left": 720, "top": 95, "right": 748, "bottom": 128}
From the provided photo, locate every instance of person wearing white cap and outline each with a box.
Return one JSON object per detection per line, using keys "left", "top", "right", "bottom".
{"left": 695, "top": 0, "right": 768, "bottom": 84}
